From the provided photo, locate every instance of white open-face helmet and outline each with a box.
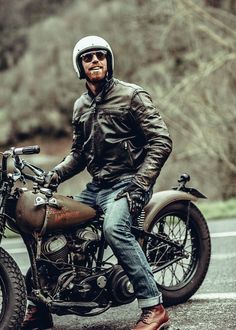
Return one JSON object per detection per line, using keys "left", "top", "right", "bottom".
{"left": 72, "top": 35, "right": 114, "bottom": 79}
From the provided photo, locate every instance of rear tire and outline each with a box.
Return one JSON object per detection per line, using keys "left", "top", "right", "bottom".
{"left": 0, "top": 247, "right": 27, "bottom": 329}
{"left": 143, "top": 201, "right": 211, "bottom": 306}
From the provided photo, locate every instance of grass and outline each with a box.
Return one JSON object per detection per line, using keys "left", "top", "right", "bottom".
{"left": 198, "top": 198, "right": 236, "bottom": 221}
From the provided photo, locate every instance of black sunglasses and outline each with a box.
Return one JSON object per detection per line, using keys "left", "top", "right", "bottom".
{"left": 80, "top": 50, "right": 107, "bottom": 63}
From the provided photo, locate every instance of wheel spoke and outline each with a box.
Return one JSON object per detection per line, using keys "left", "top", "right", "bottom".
{"left": 146, "top": 211, "right": 198, "bottom": 289}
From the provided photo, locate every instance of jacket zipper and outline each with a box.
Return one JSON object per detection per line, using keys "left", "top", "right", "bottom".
{"left": 124, "top": 141, "right": 134, "bottom": 167}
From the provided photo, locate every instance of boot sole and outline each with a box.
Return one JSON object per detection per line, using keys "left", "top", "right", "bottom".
{"left": 22, "top": 325, "right": 53, "bottom": 330}
{"left": 31, "top": 327, "right": 53, "bottom": 330}
{"left": 158, "top": 321, "right": 170, "bottom": 330}
{"left": 131, "top": 319, "right": 170, "bottom": 330}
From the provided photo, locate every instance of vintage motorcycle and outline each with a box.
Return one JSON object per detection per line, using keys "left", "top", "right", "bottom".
{"left": 0, "top": 146, "right": 211, "bottom": 329}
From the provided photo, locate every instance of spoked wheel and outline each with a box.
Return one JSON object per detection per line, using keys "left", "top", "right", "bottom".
{"left": 0, "top": 247, "right": 27, "bottom": 329}
{"left": 143, "top": 201, "right": 211, "bottom": 306}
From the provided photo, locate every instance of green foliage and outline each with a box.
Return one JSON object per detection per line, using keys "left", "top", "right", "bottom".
{"left": 198, "top": 198, "right": 236, "bottom": 220}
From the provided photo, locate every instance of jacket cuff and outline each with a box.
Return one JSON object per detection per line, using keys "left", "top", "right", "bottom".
{"left": 132, "top": 177, "right": 152, "bottom": 192}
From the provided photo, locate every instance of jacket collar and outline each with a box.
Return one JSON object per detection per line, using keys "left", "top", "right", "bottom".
{"left": 86, "top": 78, "right": 114, "bottom": 104}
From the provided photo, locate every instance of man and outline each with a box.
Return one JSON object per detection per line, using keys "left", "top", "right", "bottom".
{"left": 22, "top": 36, "right": 172, "bottom": 330}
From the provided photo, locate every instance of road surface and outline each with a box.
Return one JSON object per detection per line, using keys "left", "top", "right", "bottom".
{"left": 2, "top": 218, "right": 236, "bottom": 329}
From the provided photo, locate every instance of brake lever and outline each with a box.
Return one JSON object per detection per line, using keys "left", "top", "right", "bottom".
{"left": 22, "top": 161, "right": 46, "bottom": 177}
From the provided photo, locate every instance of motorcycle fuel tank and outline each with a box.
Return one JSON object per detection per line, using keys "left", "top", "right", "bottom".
{"left": 15, "top": 190, "right": 96, "bottom": 234}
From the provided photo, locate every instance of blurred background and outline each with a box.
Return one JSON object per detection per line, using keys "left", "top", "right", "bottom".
{"left": 0, "top": 0, "right": 236, "bottom": 200}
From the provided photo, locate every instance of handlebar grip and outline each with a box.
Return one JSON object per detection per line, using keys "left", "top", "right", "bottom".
{"left": 13, "top": 145, "right": 40, "bottom": 155}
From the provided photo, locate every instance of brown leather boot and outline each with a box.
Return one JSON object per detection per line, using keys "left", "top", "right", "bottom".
{"left": 132, "top": 304, "right": 170, "bottom": 330}
{"left": 21, "top": 304, "right": 53, "bottom": 329}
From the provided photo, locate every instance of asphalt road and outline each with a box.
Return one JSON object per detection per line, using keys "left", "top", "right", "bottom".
{"left": 2, "top": 218, "right": 236, "bottom": 330}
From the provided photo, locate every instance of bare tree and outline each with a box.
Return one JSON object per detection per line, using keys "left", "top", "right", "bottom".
{"left": 205, "top": 0, "right": 221, "bottom": 8}
{"left": 159, "top": 0, "right": 236, "bottom": 198}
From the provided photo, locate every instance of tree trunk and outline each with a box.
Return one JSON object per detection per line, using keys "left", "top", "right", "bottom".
{"left": 205, "top": 0, "right": 221, "bottom": 7}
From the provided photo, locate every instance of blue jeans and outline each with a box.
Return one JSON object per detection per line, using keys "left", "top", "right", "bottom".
{"left": 75, "top": 179, "right": 162, "bottom": 308}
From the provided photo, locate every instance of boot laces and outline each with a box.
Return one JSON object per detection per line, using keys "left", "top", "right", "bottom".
{"left": 138, "top": 308, "right": 153, "bottom": 324}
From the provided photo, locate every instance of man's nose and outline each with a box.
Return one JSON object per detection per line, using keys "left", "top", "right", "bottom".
{"left": 91, "top": 54, "right": 99, "bottom": 62}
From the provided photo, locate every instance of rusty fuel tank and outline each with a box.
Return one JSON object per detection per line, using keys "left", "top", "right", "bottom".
{"left": 15, "top": 190, "right": 96, "bottom": 234}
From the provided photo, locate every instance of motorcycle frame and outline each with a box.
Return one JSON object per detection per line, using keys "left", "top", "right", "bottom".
{"left": 21, "top": 196, "right": 198, "bottom": 302}
{"left": 0, "top": 148, "right": 207, "bottom": 307}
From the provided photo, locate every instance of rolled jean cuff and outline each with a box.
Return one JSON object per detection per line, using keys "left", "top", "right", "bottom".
{"left": 138, "top": 294, "right": 163, "bottom": 309}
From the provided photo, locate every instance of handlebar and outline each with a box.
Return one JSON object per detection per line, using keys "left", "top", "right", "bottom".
{"left": 1, "top": 145, "right": 44, "bottom": 183}
{"left": 1, "top": 145, "right": 58, "bottom": 192}
{"left": 12, "top": 145, "right": 40, "bottom": 155}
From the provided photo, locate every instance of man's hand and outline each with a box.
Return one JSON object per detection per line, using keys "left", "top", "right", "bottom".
{"left": 115, "top": 182, "right": 146, "bottom": 218}
{"left": 44, "top": 171, "right": 60, "bottom": 190}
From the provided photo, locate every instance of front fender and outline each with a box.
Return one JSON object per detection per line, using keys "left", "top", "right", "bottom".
{"left": 143, "top": 190, "right": 197, "bottom": 231}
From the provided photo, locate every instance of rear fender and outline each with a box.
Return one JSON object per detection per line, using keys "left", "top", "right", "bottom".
{"left": 143, "top": 190, "right": 197, "bottom": 231}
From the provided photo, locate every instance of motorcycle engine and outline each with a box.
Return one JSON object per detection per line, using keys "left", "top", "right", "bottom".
{"left": 41, "top": 226, "right": 99, "bottom": 266}
{"left": 107, "top": 265, "right": 135, "bottom": 305}
{"left": 32, "top": 227, "right": 135, "bottom": 309}
{"left": 41, "top": 235, "right": 69, "bottom": 263}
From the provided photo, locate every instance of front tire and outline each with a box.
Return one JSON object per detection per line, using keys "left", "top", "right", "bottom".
{"left": 0, "top": 247, "right": 27, "bottom": 329}
{"left": 143, "top": 201, "right": 211, "bottom": 306}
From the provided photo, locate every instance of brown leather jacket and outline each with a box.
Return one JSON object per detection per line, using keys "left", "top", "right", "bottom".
{"left": 54, "top": 78, "right": 172, "bottom": 191}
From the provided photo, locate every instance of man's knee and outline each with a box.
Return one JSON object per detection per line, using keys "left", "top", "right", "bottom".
{"left": 103, "top": 222, "right": 127, "bottom": 245}
{"left": 103, "top": 222, "right": 117, "bottom": 240}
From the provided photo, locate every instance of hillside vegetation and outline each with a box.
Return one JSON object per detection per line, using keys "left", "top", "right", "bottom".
{"left": 1, "top": 0, "right": 236, "bottom": 199}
